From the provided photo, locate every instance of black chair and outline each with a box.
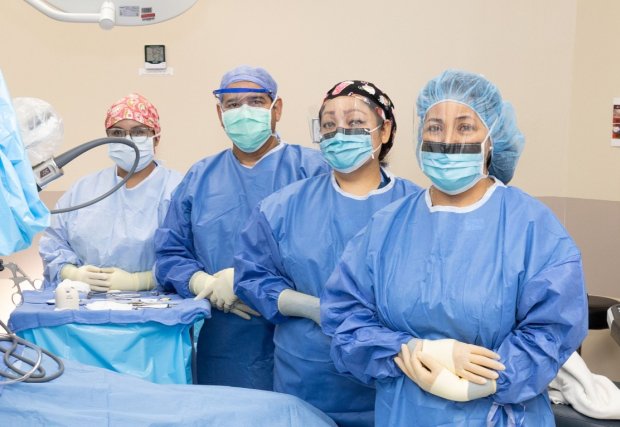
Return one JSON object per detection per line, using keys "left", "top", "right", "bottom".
{"left": 552, "top": 296, "right": 620, "bottom": 426}
{"left": 588, "top": 296, "right": 619, "bottom": 330}
{"left": 554, "top": 401, "right": 620, "bottom": 427}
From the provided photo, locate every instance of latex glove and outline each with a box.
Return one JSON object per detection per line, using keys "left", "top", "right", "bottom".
{"left": 98, "top": 267, "right": 155, "bottom": 291}
{"left": 228, "top": 301, "right": 261, "bottom": 321}
{"left": 277, "top": 289, "right": 321, "bottom": 325}
{"left": 60, "top": 264, "right": 109, "bottom": 291}
{"left": 395, "top": 343, "right": 495, "bottom": 402}
{"left": 191, "top": 269, "right": 260, "bottom": 320}
{"left": 413, "top": 338, "right": 505, "bottom": 385}
{"left": 212, "top": 268, "right": 261, "bottom": 320}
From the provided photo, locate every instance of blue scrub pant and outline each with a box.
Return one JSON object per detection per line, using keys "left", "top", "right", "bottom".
{"left": 196, "top": 309, "right": 275, "bottom": 390}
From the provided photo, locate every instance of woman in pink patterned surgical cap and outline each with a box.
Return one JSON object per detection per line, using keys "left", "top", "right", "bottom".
{"left": 39, "top": 93, "right": 183, "bottom": 293}
{"left": 105, "top": 92, "right": 162, "bottom": 178}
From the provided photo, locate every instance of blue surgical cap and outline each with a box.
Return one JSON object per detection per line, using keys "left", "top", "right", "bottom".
{"left": 219, "top": 65, "right": 278, "bottom": 98}
{"left": 416, "top": 70, "right": 525, "bottom": 184}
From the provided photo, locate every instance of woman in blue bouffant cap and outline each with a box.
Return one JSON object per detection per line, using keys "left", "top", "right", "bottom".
{"left": 322, "top": 70, "right": 588, "bottom": 426}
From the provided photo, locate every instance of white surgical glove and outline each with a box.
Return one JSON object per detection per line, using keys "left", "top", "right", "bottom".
{"left": 98, "top": 267, "right": 155, "bottom": 291}
{"left": 277, "top": 289, "right": 321, "bottom": 325}
{"left": 191, "top": 269, "right": 260, "bottom": 320}
{"left": 395, "top": 343, "right": 496, "bottom": 402}
{"left": 60, "top": 264, "right": 109, "bottom": 291}
{"left": 414, "top": 338, "right": 505, "bottom": 385}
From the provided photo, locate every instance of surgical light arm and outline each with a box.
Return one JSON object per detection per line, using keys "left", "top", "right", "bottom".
{"left": 24, "top": 0, "right": 199, "bottom": 30}
{"left": 33, "top": 137, "right": 139, "bottom": 214}
{"left": 24, "top": 0, "right": 115, "bottom": 30}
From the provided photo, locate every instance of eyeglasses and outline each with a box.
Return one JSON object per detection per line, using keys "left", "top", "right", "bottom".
{"left": 219, "top": 94, "right": 274, "bottom": 112}
{"left": 106, "top": 126, "right": 155, "bottom": 143}
{"left": 212, "top": 88, "right": 275, "bottom": 112}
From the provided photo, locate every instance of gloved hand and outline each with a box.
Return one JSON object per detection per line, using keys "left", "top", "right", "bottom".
{"left": 60, "top": 264, "right": 109, "bottom": 291}
{"left": 416, "top": 338, "right": 505, "bottom": 385}
{"left": 98, "top": 267, "right": 155, "bottom": 291}
{"left": 191, "top": 269, "right": 260, "bottom": 320}
{"left": 395, "top": 342, "right": 496, "bottom": 402}
{"left": 277, "top": 289, "right": 321, "bottom": 325}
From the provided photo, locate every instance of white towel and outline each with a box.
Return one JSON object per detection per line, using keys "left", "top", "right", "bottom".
{"left": 549, "top": 351, "right": 620, "bottom": 420}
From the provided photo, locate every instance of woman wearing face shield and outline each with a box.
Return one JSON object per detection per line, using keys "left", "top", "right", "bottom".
{"left": 234, "top": 80, "right": 421, "bottom": 426}
{"left": 39, "top": 93, "right": 183, "bottom": 291}
{"left": 321, "top": 70, "right": 588, "bottom": 426}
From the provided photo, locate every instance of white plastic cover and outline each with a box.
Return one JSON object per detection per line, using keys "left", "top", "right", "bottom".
{"left": 12, "top": 97, "right": 64, "bottom": 166}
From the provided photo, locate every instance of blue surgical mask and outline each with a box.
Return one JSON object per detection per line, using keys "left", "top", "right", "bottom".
{"left": 108, "top": 136, "right": 155, "bottom": 172}
{"left": 319, "top": 126, "right": 381, "bottom": 173}
{"left": 222, "top": 99, "right": 276, "bottom": 153}
{"left": 418, "top": 137, "right": 493, "bottom": 195}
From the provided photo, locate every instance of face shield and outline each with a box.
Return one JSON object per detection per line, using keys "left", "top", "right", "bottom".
{"left": 417, "top": 100, "right": 495, "bottom": 195}
{"left": 420, "top": 100, "right": 492, "bottom": 149}
{"left": 213, "top": 88, "right": 276, "bottom": 111}
{"left": 314, "top": 96, "right": 384, "bottom": 142}
{"left": 314, "top": 96, "right": 385, "bottom": 173}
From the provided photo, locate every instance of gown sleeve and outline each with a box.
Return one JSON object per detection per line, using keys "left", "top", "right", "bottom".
{"left": 154, "top": 174, "right": 205, "bottom": 298}
{"left": 39, "top": 192, "right": 80, "bottom": 288}
{"left": 321, "top": 227, "right": 415, "bottom": 385}
{"left": 234, "top": 205, "right": 294, "bottom": 323}
{"left": 493, "top": 247, "right": 588, "bottom": 403}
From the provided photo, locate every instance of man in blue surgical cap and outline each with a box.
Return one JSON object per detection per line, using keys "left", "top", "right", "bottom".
{"left": 154, "top": 65, "right": 329, "bottom": 389}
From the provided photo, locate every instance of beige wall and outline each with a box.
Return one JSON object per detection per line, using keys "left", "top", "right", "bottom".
{"left": 559, "top": 1, "right": 620, "bottom": 379}
{"left": 542, "top": 196, "right": 620, "bottom": 380}
{"left": 3, "top": 0, "right": 579, "bottom": 196}
{"left": 2, "top": 1, "right": 620, "bottom": 379}
{"left": 568, "top": 0, "right": 620, "bottom": 201}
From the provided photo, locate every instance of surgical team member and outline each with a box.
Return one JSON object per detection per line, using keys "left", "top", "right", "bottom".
{"left": 234, "top": 80, "right": 420, "bottom": 426}
{"left": 40, "top": 93, "right": 182, "bottom": 291}
{"left": 321, "top": 70, "right": 588, "bottom": 426}
{"left": 154, "top": 65, "right": 329, "bottom": 389}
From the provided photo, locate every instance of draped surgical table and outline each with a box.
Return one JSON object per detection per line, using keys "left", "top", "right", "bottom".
{"left": 9, "top": 290, "right": 209, "bottom": 384}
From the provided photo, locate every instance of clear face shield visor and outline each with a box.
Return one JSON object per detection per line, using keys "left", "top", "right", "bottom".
{"left": 310, "top": 96, "right": 386, "bottom": 144}
{"left": 212, "top": 88, "right": 276, "bottom": 112}
{"left": 419, "top": 100, "right": 496, "bottom": 157}
{"left": 417, "top": 101, "right": 500, "bottom": 195}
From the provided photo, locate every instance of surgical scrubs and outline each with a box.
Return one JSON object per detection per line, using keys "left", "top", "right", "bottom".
{"left": 39, "top": 162, "right": 182, "bottom": 288}
{"left": 234, "top": 170, "right": 419, "bottom": 426}
{"left": 322, "top": 181, "right": 588, "bottom": 427}
{"left": 154, "top": 142, "right": 329, "bottom": 390}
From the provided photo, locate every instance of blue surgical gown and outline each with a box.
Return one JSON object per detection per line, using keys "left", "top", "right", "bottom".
{"left": 154, "top": 143, "right": 329, "bottom": 390}
{"left": 234, "top": 171, "right": 420, "bottom": 426}
{"left": 0, "top": 69, "right": 49, "bottom": 255}
{"left": 321, "top": 181, "right": 588, "bottom": 427}
{"left": 39, "top": 163, "right": 182, "bottom": 288}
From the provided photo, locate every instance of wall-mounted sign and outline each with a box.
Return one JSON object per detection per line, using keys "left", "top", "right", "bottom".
{"left": 612, "top": 98, "right": 620, "bottom": 147}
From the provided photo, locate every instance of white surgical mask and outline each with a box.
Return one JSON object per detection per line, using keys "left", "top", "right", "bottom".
{"left": 108, "top": 136, "right": 155, "bottom": 172}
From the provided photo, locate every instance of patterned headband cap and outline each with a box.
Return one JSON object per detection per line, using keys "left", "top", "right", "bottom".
{"left": 105, "top": 93, "right": 160, "bottom": 134}
{"left": 324, "top": 80, "right": 395, "bottom": 123}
